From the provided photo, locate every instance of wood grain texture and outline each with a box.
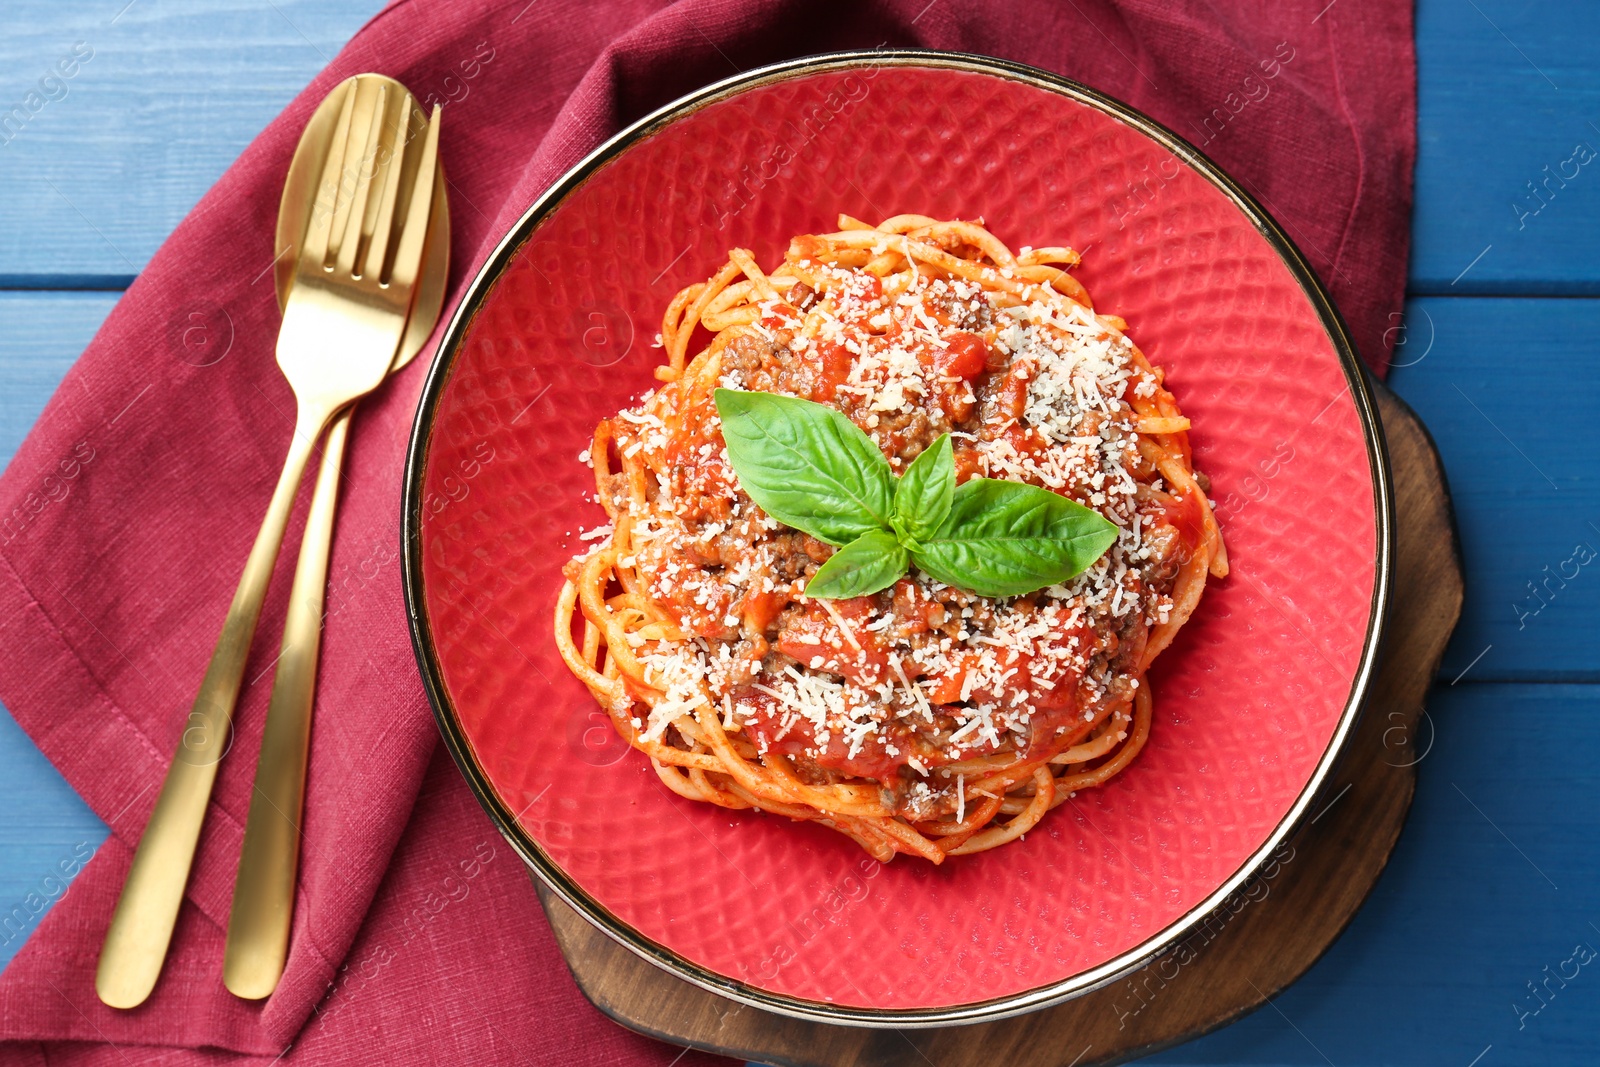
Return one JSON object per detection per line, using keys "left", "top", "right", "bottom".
{"left": 0, "top": 293, "right": 116, "bottom": 460}
{"left": 1410, "top": 0, "right": 1600, "bottom": 294}
{"left": 532, "top": 381, "right": 1463, "bottom": 1067}
{"left": 1392, "top": 296, "right": 1600, "bottom": 682}
{"left": 2, "top": 0, "right": 1598, "bottom": 295}
{"left": 0, "top": 0, "right": 385, "bottom": 286}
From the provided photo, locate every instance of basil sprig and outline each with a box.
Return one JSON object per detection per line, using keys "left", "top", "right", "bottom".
{"left": 713, "top": 389, "right": 1118, "bottom": 599}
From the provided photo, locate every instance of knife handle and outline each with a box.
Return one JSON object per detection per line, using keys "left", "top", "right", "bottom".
{"left": 224, "top": 405, "right": 351, "bottom": 999}
{"left": 96, "top": 409, "right": 323, "bottom": 1010}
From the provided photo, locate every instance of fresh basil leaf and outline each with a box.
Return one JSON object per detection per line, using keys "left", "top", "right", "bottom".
{"left": 891, "top": 433, "right": 954, "bottom": 550}
{"left": 804, "top": 530, "right": 908, "bottom": 599}
{"left": 713, "top": 389, "right": 1117, "bottom": 601}
{"left": 714, "top": 389, "right": 895, "bottom": 545}
{"left": 911, "top": 478, "right": 1119, "bottom": 598}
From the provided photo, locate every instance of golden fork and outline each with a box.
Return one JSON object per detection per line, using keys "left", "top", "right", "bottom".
{"left": 95, "top": 79, "right": 442, "bottom": 1010}
{"left": 223, "top": 74, "right": 450, "bottom": 1001}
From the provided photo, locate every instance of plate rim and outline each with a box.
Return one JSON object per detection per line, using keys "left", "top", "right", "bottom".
{"left": 400, "top": 48, "right": 1395, "bottom": 1029}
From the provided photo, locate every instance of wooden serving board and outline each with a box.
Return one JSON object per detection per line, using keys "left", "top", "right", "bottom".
{"left": 532, "top": 380, "right": 1463, "bottom": 1067}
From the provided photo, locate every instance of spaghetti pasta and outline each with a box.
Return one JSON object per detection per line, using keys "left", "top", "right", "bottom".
{"left": 555, "top": 215, "right": 1226, "bottom": 863}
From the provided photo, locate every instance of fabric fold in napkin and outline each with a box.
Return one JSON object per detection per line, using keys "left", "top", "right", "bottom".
{"left": 0, "top": 0, "right": 1414, "bottom": 1061}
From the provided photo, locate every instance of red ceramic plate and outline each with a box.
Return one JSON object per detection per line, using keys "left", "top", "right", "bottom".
{"left": 403, "top": 52, "right": 1391, "bottom": 1026}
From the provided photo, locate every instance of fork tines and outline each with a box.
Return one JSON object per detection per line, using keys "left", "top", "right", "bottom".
{"left": 300, "top": 79, "right": 438, "bottom": 291}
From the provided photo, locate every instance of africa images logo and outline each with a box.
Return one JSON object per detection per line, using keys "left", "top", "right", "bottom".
{"left": 0, "top": 42, "right": 94, "bottom": 147}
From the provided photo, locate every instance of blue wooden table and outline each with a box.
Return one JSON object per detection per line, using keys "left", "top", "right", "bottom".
{"left": 3, "top": 3, "right": 1597, "bottom": 1064}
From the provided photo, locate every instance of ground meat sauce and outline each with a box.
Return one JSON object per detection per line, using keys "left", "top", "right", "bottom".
{"left": 584, "top": 260, "right": 1200, "bottom": 814}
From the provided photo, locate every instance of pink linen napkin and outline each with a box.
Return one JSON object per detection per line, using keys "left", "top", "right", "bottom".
{"left": 0, "top": 0, "right": 1414, "bottom": 1061}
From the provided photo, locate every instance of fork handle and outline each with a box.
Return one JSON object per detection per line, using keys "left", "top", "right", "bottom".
{"left": 223, "top": 404, "right": 351, "bottom": 999}
{"left": 95, "top": 405, "right": 328, "bottom": 1010}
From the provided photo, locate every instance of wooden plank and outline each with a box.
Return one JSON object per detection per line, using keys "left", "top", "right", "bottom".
{"left": 1411, "top": 0, "right": 1600, "bottom": 293}
{"left": 1, "top": 0, "right": 1599, "bottom": 296}
{"left": 0, "top": 293, "right": 115, "bottom": 462}
{"left": 1389, "top": 296, "right": 1600, "bottom": 681}
{"left": 0, "top": 0, "right": 384, "bottom": 285}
